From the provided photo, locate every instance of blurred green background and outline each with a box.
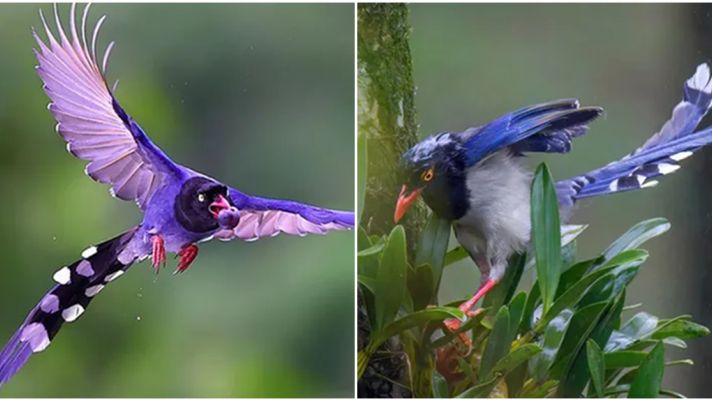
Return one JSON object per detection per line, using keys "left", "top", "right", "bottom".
{"left": 0, "top": 3, "right": 353, "bottom": 397}
{"left": 408, "top": 4, "right": 712, "bottom": 396}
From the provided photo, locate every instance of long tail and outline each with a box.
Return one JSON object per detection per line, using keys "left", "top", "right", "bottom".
{"left": 0, "top": 227, "right": 139, "bottom": 387}
{"left": 557, "top": 63, "right": 712, "bottom": 208}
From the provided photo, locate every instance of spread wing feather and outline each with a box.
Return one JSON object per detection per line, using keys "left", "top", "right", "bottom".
{"left": 214, "top": 188, "right": 354, "bottom": 241}
{"left": 33, "top": 4, "right": 181, "bottom": 209}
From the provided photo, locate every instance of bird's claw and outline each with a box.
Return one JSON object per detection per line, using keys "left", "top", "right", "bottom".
{"left": 151, "top": 235, "right": 166, "bottom": 273}
{"left": 174, "top": 244, "right": 199, "bottom": 274}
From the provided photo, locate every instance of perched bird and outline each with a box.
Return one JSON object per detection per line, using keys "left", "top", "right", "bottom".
{"left": 395, "top": 63, "right": 712, "bottom": 332}
{"left": 0, "top": 4, "right": 353, "bottom": 386}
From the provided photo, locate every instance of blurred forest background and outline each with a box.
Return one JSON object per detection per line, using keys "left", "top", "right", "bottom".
{"left": 407, "top": 3, "right": 712, "bottom": 396}
{"left": 0, "top": 3, "right": 353, "bottom": 397}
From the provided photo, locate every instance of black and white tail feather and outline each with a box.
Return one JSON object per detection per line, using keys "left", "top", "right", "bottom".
{"left": 557, "top": 63, "right": 712, "bottom": 208}
{"left": 0, "top": 228, "right": 139, "bottom": 386}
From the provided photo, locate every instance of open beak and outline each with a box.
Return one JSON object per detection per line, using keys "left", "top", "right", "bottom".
{"left": 209, "top": 194, "right": 232, "bottom": 218}
{"left": 394, "top": 185, "right": 423, "bottom": 223}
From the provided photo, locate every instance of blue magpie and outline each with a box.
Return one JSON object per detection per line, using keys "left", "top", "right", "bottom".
{"left": 395, "top": 64, "right": 712, "bottom": 332}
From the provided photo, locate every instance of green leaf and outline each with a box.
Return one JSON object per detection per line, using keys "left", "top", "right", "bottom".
{"left": 539, "top": 266, "right": 614, "bottom": 330}
{"left": 357, "top": 349, "right": 372, "bottom": 379}
{"left": 586, "top": 339, "right": 605, "bottom": 397}
{"left": 550, "top": 301, "right": 609, "bottom": 379}
{"left": 357, "top": 130, "right": 367, "bottom": 221}
{"left": 629, "top": 341, "right": 665, "bottom": 397}
{"left": 358, "top": 275, "right": 377, "bottom": 294}
{"left": 493, "top": 343, "right": 542, "bottom": 375}
{"left": 602, "top": 218, "right": 670, "bottom": 261}
{"left": 521, "top": 379, "right": 559, "bottom": 398}
{"left": 531, "top": 163, "right": 562, "bottom": 315}
{"left": 479, "top": 306, "right": 511, "bottom": 381}
{"left": 456, "top": 374, "right": 500, "bottom": 398}
{"left": 605, "top": 350, "right": 648, "bottom": 368}
{"left": 372, "top": 307, "right": 465, "bottom": 347}
{"left": 432, "top": 371, "right": 448, "bottom": 398}
{"left": 374, "top": 225, "right": 408, "bottom": 330}
{"left": 357, "top": 242, "right": 384, "bottom": 257}
{"left": 444, "top": 246, "right": 468, "bottom": 267}
{"left": 407, "top": 263, "right": 434, "bottom": 311}
{"left": 507, "top": 292, "right": 527, "bottom": 341}
{"left": 622, "top": 312, "right": 659, "bottom": 340}
{"left": 652, "top": 318, "right": 710, "bottom": 340}
{"left": 415, "top": 214, "right": 451, "bottom": 293}
{"left": 530, "top": 308, "right": 574, "bottom": 383}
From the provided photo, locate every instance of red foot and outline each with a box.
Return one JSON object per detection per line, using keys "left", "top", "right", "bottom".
{"left": 174, "top": 244, "right": 199, "bottom": 274}
{"left": 151, "top": 235, "right": 166, "bottom": 272}
{"left": 443, "top": 279, "right": 498, "bottom": 332}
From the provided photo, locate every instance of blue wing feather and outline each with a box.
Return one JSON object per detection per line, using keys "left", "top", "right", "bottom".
{"left": 461, "top": 99, "right": 602, "bottom": 165}
{"left": 557, "top": 63, "right": 712, "bottom": 208}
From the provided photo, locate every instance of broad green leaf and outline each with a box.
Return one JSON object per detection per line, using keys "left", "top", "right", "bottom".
{"left": 521, "top": 282, "right": 541, "bottom": 332}
{"left": 479, "top": 306, "right": 511, "bottom": 381}
{"left": 484, "top": 253, "right": 526, "bottom": 314}
{"left": 456, "top": 374, "right": 500, "bottom": 398}
{"left": 432, "top": 371, "right": 448, "bottom": 398}
{"left": 493, "top": 344, "right": 542, "bottom": 375}
{"left": 358, "top": 275, "right": 376, "bottom": 293}
{"left": 407, "top": 263, "right": 434, "bottom": 311}
{"left": 357, "top": 130, "right": 367, "bottom": 220}
{"left": 550, "top": 301, "right": 609, "bottom": 379}
{"left": 530, "top": 308, "right": 574, "bottom": 383}
{"left": 629, "top": 341, "right": 665, "bottom": 397}
{"left": 531, "top": 163, "right": 562, "bottom": 315}
{"left": 357, "top": 225, "right": 372, "bottom": 251}
{"left": 586, "top": 339, "right": 605, "bottom": 397}
{"left": 372, "top": 307, "right": 465, "bottom": 347}
{"left": 521, "top": 379, "right": 559, "bottom": 398}
{"left": 415, "top": 214, "right": 451, "bottom": 292}
{"left": 621, "top": 312, "right": 659, "bottom": 340}
{"left": 506, "top": 363, "right": 528, "bottom": 397}
{"left": 507, "top": 292, "right": 527, "bottom": 341}
{"left": 539, "top": 266, "right": 614, "bottom": 329}
{"left": 652, "top": 317, "right": 710, "bottom": 340}
{"left": 605, "top": 350, "right": 648, "bottom": 368}
{"left": 374, "top": 225, "right": 408, "bottom": 330}
{"left": 444, "top": 246, "right": 468, "bottom": 266}
{"left": 663, "top": 337, "right": 687, "bottom": 348}
{"left": 555, "top": 258, "right": 600, "bottom": 297}
{"left": 602, "top": 218, "right": 670, "bottom": 261}
{"left": 523, "top": 224, "right": 588, "bottom": 273}
{"left": 357, "top": 242, "right": 384, "bottom": 257}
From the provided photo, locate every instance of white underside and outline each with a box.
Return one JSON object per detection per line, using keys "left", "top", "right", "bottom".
{"left": 453, "top": 151, "right": 532, "bottom": 282}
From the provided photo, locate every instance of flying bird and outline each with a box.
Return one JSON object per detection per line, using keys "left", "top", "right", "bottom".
{"left": 0, "top": 4, "right": 353, "bottom": 386}
{"left": 395, "top": 63, "right": 712, "bottom": 332}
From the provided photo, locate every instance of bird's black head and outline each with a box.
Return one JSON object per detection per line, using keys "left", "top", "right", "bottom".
{"left": 395, "top": 132, "right": 469, "bottom": 222}
{"left": 174, "top": 177, "right": 238, "bottom": 233}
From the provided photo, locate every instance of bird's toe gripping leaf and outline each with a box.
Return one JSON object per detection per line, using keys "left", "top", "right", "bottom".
{"left": 175, "top": 245, "right": 199, "bottom": 274}
{"left": 151, "top": 235, "right": 166, "bottom": 272}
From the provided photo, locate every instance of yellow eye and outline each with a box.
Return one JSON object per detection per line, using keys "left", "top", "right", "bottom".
{"left": 421, "top": 168, "right": 434, "bottom": 182}
{"left": 197, "top": 193, "right": 206, "bottom": 202}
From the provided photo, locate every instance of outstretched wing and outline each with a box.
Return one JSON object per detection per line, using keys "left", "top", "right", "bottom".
{"left": 214, "top": 188, "right": 354, "bottom": 241}
{"left": 33, "top": 4, "right": 182, "bottom": 209}
{"left": 459, "top": 99, "right": 603, "bottom": 166}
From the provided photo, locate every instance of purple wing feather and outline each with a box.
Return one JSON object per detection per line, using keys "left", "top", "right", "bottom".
{"left": 214, "top": 188, "right": 354, "bottom": 241}
{"left": 33, "top": 4, "right": 181, "bottom": 209}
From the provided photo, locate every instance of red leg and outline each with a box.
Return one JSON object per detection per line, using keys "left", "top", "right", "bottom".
{"left": 151, "top": 235, "right": 166, "bottom": 272}
{"left": 174, "top": 244, "right": 199, "bottom": 274}
{"left": 444, "top": 279, "right": 498, "bottom": 331}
